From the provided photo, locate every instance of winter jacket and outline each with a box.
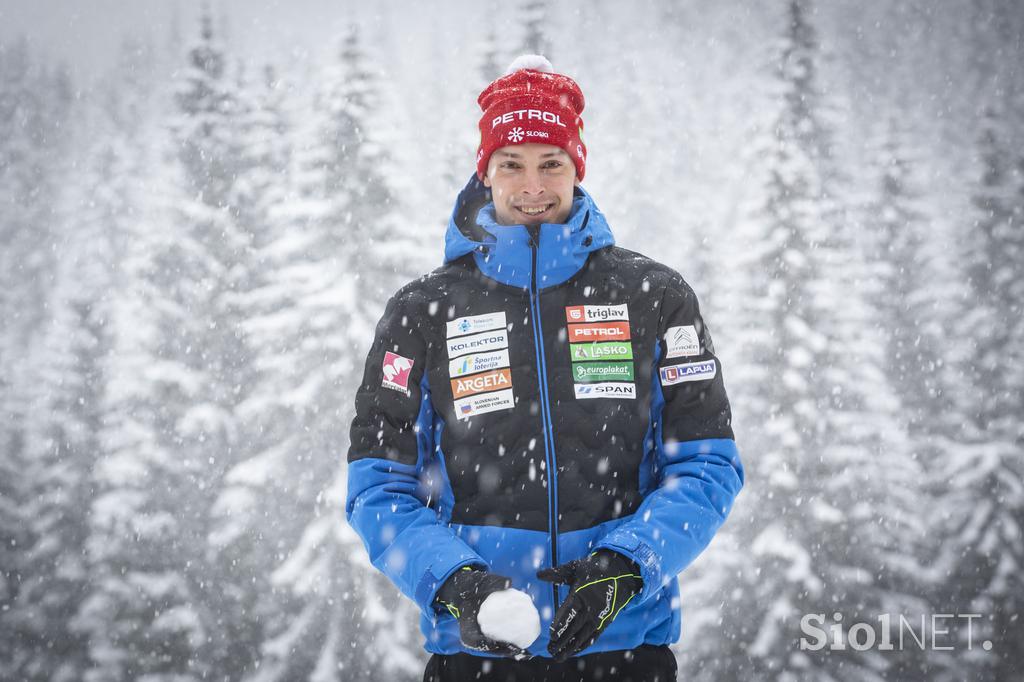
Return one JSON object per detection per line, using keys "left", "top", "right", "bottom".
{"left": 345, "top": 175, "right": 744, "bottom": 658}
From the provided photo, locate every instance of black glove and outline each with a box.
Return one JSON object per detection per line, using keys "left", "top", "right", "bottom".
{"left": 537, "top": 549, "right": 643, "bottom": 661}
{"left": 434, "top": 566, "right": 530, "bottom": 658}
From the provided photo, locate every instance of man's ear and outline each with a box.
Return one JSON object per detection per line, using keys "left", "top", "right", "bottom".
{"left": 574, "top": 177, "right": 581, "bottom": 187}
{"left": 482, "top": 173, "right": 492, "bottom": 188}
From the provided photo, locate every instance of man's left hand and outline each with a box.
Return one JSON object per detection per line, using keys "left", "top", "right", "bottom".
{"left": 536, "top": 549, "right": 643, "bottom": 661}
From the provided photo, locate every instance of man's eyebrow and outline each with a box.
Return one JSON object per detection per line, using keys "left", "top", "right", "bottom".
{"left": 495, "top": 151, "right": 569, "bottom": 159}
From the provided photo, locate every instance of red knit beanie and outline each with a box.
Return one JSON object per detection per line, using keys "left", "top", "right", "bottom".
{"left": 476, "top": 55, "right": 587, "bottom": 181}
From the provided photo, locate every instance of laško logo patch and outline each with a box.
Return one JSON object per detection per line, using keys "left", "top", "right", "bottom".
{"left": 381, "top": 351, "right": 414, "bottom": 395}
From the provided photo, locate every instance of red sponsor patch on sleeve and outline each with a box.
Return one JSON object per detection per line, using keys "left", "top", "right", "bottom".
{"left": 381, "top": 351, "right": 414, "bottom": 395}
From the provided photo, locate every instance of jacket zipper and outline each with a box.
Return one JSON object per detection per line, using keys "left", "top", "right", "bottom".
{"left": 527, "top": 226, "right": 561, "bottom": 612}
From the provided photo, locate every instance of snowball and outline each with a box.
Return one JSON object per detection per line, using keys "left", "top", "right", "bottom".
{"left": 505, "top": 54, "right": 554, "bottom": 75}
{"left": 477, "top": 589, "right": 541, "bottom": 649}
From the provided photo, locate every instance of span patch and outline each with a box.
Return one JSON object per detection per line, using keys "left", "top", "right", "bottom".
{"left": 660, "top": 359, "right": 716, "bottom": 385}
{"left": 665, "top": 324, "right": 700, "bottom": 358}
{"left": 381, "top": 351, "right": 414, "bottom": 396}
{"left": 574, "top": 382, "right": 637, "bottom": 400}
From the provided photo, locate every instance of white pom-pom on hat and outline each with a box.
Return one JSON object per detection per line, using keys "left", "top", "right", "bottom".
{"left": 505, "top": 54, "right": 554, "bottom": 75}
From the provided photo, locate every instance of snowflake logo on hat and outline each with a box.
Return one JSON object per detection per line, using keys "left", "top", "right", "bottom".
{"left": 508, "top": 127, "right": 525, "bottom": 143}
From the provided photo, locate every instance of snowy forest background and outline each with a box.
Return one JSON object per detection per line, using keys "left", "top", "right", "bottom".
{"left": 1, "top": 0, "right": 1022, "bottom": 680}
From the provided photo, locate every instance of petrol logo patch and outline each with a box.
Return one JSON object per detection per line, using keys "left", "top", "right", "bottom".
{"left": 567, "top": 321, "right": 631, "bottom": 343}
{"left": 455, "top": 388, "right": 516, "bottom": 420}
{"left": 660, "top": 359, "right": 716, "bottom": 385}
{"left": 381, "top": 351, "right": 414, "bottom": 396}
{"left": 665, "top": 325, "right": 700, "bottom": 358}
{"left": 574, "top": 382, "right": 636, "bottom": 400}
{"left": 572, "top": 362, "right": 634, "bottom": 383}
{"left": 447, "top": 311, "right": 507, "bottom": 338}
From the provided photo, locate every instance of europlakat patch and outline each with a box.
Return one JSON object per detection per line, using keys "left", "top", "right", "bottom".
{"left": 572, "top": 362, "right": 634, "bottom": 383}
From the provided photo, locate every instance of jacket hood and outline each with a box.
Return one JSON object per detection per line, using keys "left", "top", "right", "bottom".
{"left": 443, "top": 174, "right": 615, "bottom": 289}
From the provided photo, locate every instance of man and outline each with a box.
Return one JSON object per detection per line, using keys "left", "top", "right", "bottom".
{"left": 346, "top": 55, "right": 744, "bottom": 681}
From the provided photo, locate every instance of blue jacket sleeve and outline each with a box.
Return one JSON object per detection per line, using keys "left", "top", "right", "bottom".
{"left": 596, "top": 276, "right": 744, "bottom": 605}
{"left": 346, "top": 290, "right": 488, "bottom": 615}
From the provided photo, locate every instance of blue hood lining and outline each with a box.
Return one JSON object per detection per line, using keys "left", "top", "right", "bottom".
{"left": 443, "top": 173, "right": 615, "bottom": 289}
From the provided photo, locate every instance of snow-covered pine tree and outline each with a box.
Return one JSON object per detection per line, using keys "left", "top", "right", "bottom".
{"left": 4, "top": 38, "right": 164, "bottom": 676}
{"left": 0, "top": 39, "right": 76, "bottom": 680}
{"left": 250, "top": 25, "right": 421, "bottom": 682}
{"left": 858, "top": 116, "right": 964, "bottom": 680}
{"left": 931, "top": 101, "right": 1024, "bottom": 681}
{"left": 9, "top": 218, "right": 112, "bottom": 682}
{"left": 76, "top": 12, "right": 261, "bottom": 680}
{"left": 710, "top": 2, "right": 921, "bottom": 679}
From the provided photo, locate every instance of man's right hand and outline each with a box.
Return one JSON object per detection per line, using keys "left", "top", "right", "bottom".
{"left": 434, "top": 566, "right": 529, "bottom": 658}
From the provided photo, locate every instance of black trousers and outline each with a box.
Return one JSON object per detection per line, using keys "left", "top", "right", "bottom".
{"left": 423, "top": 645, "right": 678, "bottom": 682}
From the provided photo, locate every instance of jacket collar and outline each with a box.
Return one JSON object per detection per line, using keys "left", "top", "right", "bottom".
{"left": 443, "top": 174, "right": 615, "bottom": 289}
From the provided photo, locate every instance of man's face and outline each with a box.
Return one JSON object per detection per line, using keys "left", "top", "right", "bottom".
{"left": 482, "top": 143, "right": 579, "bottom": 226}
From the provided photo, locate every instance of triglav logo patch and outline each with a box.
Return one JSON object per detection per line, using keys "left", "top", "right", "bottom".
{"left": 565, "top": 304, "right": 628, "bottom": 323}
